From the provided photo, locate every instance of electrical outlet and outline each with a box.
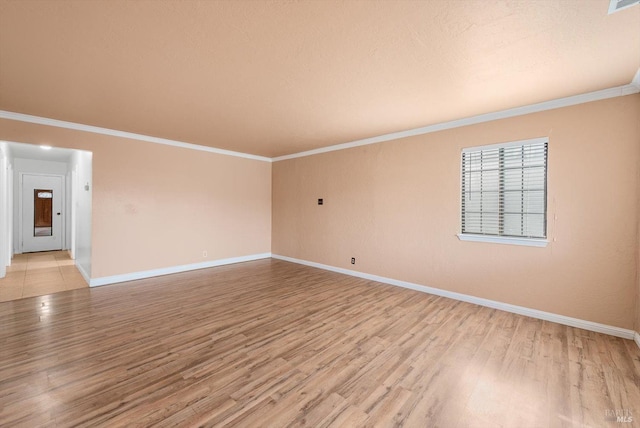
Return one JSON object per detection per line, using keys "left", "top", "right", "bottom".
{"left": 203, "top": 250, "right": 208, "bottom": 258}
{"left": 318, "top": 198, "right": 323, "bottom": 205}
{"left": 351, "top": 257, "right": 355, "bottom": 264}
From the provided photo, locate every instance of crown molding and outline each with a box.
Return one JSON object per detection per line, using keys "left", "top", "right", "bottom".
{"left": 273, "top": 81, "right": 640, "bottom": 162}
{"left": 2, "top": 69, "right": 639, "bottom": 163}
{"left": 0, "top": 110, "right": 272, "bottom": 163}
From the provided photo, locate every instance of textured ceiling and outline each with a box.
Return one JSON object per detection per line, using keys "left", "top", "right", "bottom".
{"left": 0, "top": 0, "right": 639, "bottom": 158}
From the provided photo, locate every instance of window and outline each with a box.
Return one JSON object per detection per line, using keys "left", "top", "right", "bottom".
{"left": 460, "top": 138, "right": 548, "bottom": 246}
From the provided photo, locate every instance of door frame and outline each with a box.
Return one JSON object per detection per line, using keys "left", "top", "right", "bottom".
{"left": 18, "top": 172, "right": 66, "bottom": 254}
{"left": 0, "top": 151, "right": 11, "bottom": 277}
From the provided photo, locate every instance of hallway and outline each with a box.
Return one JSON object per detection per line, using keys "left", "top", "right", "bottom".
{"left": 0, "top": 251, "right": 87, "bottom": 302}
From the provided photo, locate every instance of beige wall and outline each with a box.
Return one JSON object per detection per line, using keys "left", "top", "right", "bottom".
{"left": 637, "top": 242, "right": 640, "bottom": 332}
{"left": 637, "top": 93, "right": 640, "bottom": 332}
{"left": 0, "top": 119, "right": 271, "bottom": 278}
{"left": 2, "top": 95, "right": 639, "bottom": 331}
{"left": 273, "top": 94, "right": 640, "bottom": 330}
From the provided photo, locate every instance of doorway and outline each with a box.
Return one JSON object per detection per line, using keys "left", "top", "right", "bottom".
{"left": 0, "top": 142, "right": 92, "bottom": 301}
{"left": 21, "top": 174, "right": 64, "bottom": 253}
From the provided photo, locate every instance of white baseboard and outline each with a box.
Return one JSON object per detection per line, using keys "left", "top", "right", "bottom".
{"left": 272, "top": 254, "right": 637, "bottom": 341}
{"left": 635, "top": 332, "right": 640, "bottom": 350}
{"left": 89, "top": 252, "right": 272, "bottom": 287}
{"left": 76, "top": 262, "right": 91, "bottom": 285}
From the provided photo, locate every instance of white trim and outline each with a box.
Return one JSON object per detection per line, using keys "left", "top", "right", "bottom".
{"left": 608, "top": 0, "right": 619, "bottom": 14}
{"left": 632, "top": 68, "right": 640, "bottom": 89}
{"left": 0, "top": 144, "right": 8, "bottom": 278}
{"left": 1, "top": 74, "right": 638, "bottom": 163}
{"left": 89, "top": 252, "right": 271, "bottom": 287}
{"left": 272, "top": 254, "right": 636, "bottom": 340}
{"left": 76, "top": 261, "right": 91, "bottom": 285}
{"left": 457, "top": 234, "right": 549, "bottom": 247}
{"left": 634, "top": 331, "right": 640, "bottom": 350}
{"left": 273, "top": 83, "right": 640, "bottom": 162}
{"left": 461, "top": 136, "right": 548, "bottom": 153}
{"left": 608, "top": 0, "right": 640, "bottom": 14}
{"left": 0, "top": 111, "right": 271, "bottom": 163}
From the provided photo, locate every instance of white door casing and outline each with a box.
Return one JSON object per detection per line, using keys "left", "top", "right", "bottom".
{"left": 21, "top": 174, "right": 63, "bottom": 253}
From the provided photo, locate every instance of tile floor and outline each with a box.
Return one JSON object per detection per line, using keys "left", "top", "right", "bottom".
{"left": 0, "top": 251, "right": 88, "bottom": 302}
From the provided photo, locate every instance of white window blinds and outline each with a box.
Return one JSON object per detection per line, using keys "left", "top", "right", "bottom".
{"left": 461, "top": 139, "right": 548, "bottom": 239}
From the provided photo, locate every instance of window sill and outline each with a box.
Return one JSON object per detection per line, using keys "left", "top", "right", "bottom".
{"left": 457, "top": 233, "right": 548, "bottom": 247}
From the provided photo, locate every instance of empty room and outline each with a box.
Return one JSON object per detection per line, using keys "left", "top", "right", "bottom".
{"left": 1, "top": 0, "right": 639, "bottom": 426}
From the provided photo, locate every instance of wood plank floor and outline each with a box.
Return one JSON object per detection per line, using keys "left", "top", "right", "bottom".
{"left": 0, "top": 259, "right": 639, "bottom": 427}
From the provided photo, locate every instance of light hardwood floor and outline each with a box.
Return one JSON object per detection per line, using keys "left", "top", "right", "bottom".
{"left": 0, "top": 251, "right": 88, "bottom": 302}
{"left": 0, "top": 259, "right": 638, "bottom": 427}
